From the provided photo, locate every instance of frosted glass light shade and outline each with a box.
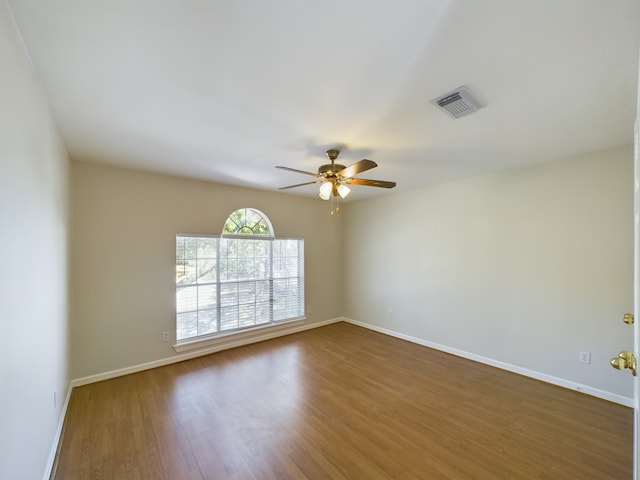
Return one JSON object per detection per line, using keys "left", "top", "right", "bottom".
{"left": 319, "top": 181, "right": 332, "bottom": 200}
{"left": 337, "top": 184, "right": 351, "bottom": 198}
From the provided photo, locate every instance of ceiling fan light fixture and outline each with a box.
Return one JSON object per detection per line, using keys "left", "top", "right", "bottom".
{"left": 277, "top": 148, "right": 396, "bottom": 206}
{"left": 337, "top": 184, "right": 351, "bottom": 198}
{"left": 319, "top": 181, "right": 332, "bottom": 200}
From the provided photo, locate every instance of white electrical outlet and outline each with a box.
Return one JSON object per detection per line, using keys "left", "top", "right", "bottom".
{"left": 162, "top": 331, "right": 169, "bottom": 342}
{"left": 579, "top": 351, "right": 591, "bottom": 364}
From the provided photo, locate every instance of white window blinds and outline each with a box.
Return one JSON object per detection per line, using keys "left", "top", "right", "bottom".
{"left": 176, "top": 235, "right": 304, "bottom": 341}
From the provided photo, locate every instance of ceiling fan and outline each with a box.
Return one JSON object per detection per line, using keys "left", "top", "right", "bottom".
{"left": 276, "top": 149, "right": 396, "bottom": 200}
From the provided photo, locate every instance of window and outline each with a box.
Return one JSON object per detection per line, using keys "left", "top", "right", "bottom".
{"left": 176, "top": 208, "right": 304, "bottom": 341}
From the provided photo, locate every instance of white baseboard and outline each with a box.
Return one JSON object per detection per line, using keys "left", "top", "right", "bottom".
{"left": 71, "top": 317, "right": 343, "bottom": 387}
{"left": 43, "top": 383, "right": 73, "bottom": 480}
{"left": 70, "top": 315, "right": 634, "bottom": 404}
{"left": 343, "top": 317, "right": 634, "bottom": 408}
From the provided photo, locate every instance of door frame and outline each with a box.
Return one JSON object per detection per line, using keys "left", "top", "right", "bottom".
{"left": 634, "top": 52, "right": 639, "bottom": 478}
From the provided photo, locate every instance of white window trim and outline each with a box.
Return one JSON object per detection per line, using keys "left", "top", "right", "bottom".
{"left": 176, "top": 230, "right": 305, "bottom": 343}
{"left": 173, "top": 317, "right": 305, "bottom": 353}
{"left": 220, "top": 233, "right": 274, "bottom": 240}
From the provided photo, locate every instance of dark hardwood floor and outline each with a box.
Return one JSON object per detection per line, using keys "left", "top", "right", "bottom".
{"left": 52, "top": 322, "right": 633, "bottom": 479}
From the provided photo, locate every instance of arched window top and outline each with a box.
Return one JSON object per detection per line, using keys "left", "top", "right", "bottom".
{"left": 222, "top": 208, "right": 274, "bottom": 237}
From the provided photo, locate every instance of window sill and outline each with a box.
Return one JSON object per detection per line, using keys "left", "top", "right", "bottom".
{"left": 173, "top": 318, "right": 306, "bottom": 353}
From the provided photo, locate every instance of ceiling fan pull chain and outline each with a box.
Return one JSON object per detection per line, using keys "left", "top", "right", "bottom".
{"left": 334, "top": 194, "right": 343, "bottom": 215}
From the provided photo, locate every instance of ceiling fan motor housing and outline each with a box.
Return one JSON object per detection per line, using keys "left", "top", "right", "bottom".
{"left": 318, "top": 163, "right": 346, "bottom": 176}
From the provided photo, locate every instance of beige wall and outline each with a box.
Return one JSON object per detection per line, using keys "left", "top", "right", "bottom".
{"left": 0, "top": 2, "right": 70, "bottom": 479}
{"left": 70, "top": 161, "right": 344, "bottom": 379}
{"left": 70, "top": 147, "right": 635, "bottom": 402}
{"left": 343, "top": 146, "right": 634, "bottom": 400}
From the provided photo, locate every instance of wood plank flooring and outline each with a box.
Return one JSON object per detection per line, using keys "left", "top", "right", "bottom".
{"left": 52, "top": 322, "right": 633, "bottom": 479}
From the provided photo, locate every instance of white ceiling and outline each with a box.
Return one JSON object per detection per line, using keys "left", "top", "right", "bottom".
{"left": 8, "top": 0, "right": 640, "bottom": 199}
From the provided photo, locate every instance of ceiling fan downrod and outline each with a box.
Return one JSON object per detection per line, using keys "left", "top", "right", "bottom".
{"left": 318, "top": 149, "right": 346, "bottom": 176}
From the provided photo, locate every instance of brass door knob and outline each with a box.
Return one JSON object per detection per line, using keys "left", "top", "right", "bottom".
{"left": 623, "top": 313, "right": 634, "bottom": 325}
{"left": 610, "top": 351, "right": 637, "bottom": 376}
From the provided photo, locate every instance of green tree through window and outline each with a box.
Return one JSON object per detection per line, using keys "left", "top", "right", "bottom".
{"left": 223, "top": 208, "right": 272, "bottom": 235}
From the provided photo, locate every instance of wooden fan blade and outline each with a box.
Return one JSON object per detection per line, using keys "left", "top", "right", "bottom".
{"left": 276, "top": 166, "right": 321, "bottom": 177}
{"left": 337, "top": 159, "right": 377, "bottom": 179}
{"left": 278, "top": 180, "right": 323, "bottom": 190}
{"left": 346, "top": 178, "right": 397, "bottom": 188}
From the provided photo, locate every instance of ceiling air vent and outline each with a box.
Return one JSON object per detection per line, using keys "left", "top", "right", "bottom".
{"left": 431, "top": 86, "right": 481, "bottom": 119}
